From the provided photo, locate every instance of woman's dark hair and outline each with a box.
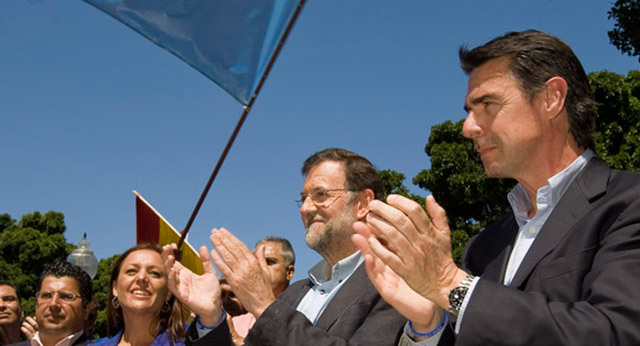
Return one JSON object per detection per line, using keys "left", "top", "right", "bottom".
{"left": 106, "top": 243, "right": 185, "bottom": 344}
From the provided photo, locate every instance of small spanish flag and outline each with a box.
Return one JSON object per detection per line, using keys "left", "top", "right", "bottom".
{"left": 134, "top": 191, "right": 205, "bottom": 275}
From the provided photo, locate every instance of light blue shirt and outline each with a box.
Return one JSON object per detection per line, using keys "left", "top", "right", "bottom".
{"left": 296, "top": 251, "right": 364, "bottom": 324}
{"left": 404, "top": 149, "right": 594, "bottom": 345}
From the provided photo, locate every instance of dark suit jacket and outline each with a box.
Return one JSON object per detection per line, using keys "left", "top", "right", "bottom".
{"left": 9, "top": 333, "right": 92, "bottom": 346}
{"left": 189, "top": 263, "right": 406, "bottom": 346}
{"left": 447, "top": 158, "right": 640, "bottom": 346}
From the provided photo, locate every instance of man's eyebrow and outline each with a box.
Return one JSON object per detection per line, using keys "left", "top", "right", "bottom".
{"left": 464, "top": 94, "right": 499, "bottom": 112}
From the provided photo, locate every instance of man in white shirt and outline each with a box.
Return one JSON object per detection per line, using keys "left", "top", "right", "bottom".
{"left": 163, "top": 148, "right": 406, "bottom": 345}
{"left": 10, "top": 262, "right": 93, "bottom": 346}
{"left": 353, "top": 30, "right": 640, "bottom": 346}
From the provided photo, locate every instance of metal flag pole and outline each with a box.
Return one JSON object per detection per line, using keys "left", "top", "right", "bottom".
{"left": 174, "top": 0, "right": 307, "bottom": 258}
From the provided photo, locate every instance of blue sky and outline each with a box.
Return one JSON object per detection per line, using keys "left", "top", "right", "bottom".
{"left": 1, "top": 0, "right": 638, "bottom": 279}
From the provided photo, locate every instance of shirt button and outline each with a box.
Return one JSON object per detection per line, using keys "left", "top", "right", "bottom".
{"left": 529, "top": 227, "right": 536, "bottom": 234}
{"left": 320, "top": 289, "right": 326, "bottom": 294}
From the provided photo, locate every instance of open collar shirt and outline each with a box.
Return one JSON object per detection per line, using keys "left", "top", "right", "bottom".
{"left": 31, "top": 331, "right": 84, "bottom": 346}
{"left": 296, "top": 251, "right": 364, "bottom": 324}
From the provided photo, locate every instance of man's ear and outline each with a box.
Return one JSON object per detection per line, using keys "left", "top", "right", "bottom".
{"left": 355, "top": 189, "right": 375, "bottom": 220}
{"left": 286, "top": 265, "right": 295, "bottom": 281}
{"left": 544, "top": 76, "right": 568, "bottom": 120}
{"left": 83, "top": 301, "right": 94, "bottom": 320}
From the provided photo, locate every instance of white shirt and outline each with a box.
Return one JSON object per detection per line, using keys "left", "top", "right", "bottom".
{"left": 31, "top": 330, "right": 84, "bottom": 346}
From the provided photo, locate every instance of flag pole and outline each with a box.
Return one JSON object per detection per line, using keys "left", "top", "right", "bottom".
{"left": 175, "top": 0, "right": 307, "bottom": 256}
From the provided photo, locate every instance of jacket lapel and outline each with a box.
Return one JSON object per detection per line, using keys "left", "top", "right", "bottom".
{"left": 279, "top": 279, "right": 313, "bottom": 308}
{"left": 314, "top": 264, "right": 371, "bottom": 330}
{"left": 509, "top": 158, "right": 610, "bottom": 288}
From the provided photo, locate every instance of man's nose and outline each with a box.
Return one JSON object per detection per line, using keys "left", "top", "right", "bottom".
{"left": 462, "top": 111, "right": 481, "bottom": 139}
{"left": 299, "top": 197, "right": 317, "bottom": 220}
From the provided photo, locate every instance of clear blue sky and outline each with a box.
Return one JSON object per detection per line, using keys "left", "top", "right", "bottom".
{"left": 2, "top": 0, "right": 638, "bottom": 279}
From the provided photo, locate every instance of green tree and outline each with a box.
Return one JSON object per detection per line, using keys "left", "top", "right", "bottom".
{"left": 591, "top": 70, "right": 640, "bottom": 169}
{"left": 608, "top": 0, "right": 640, "bottom": 61}
{"left": 379, "top": 169, "right": 424, "bottom": 206}
{"left": 0, "top": 211, "right": 75, "bottom": 317}
{"left": 91, "top": 255, "right": 119, "bottom": 338}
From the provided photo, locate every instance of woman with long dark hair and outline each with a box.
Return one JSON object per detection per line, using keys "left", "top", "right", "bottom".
{"left": 93, "top": 243, "right": 185, "bottom": 346}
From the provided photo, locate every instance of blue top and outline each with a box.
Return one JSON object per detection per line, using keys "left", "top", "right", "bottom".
{"left": 90, "top": 330, "right": 185, "bottom": 346}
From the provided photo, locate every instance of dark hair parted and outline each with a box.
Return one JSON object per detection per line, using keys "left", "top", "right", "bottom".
{"left": 39, "top": 262, "right": 93, "bottom": 307}
{"left": 106, "top": 243, "right": 185, "bottom": 344}
{"left": 459, "top": 30, "right": 596, "bottom": 150}
{"left": 0, "top": 280, "right": 21, "bottom": 305}
{"left": 256, "top": 236, "right": 296, "bottom": 267}
{"left": 302, "top": 148, "right": 384, "bottom": 199}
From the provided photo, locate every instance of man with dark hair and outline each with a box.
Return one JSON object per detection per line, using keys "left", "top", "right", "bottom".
{"left": 11, "top": 262, "right": 94, "bottom": 346}
{"left": 353, "top": 30, "right": 640, "bottom": 346}
{"left": 162, "top": 147, "right": 406, "bottom": 345}
{"left": 0, "top": 281, "right": 23, "bottom": 345}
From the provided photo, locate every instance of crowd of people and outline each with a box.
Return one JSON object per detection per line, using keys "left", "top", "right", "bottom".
{"left": 2, "top": 30, "right": 640, "bottom": 346}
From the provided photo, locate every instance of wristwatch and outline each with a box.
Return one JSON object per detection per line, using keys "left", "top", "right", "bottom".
{"left": 448, "top": 274, "right": 475, "bottom": 318}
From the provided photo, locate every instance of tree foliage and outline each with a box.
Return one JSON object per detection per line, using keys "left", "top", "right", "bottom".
{"left": 608, "top": 0, "right": 640, "bottom": 61}
{"left": 591, "top": 70, "right": 640, "bottom": 168}
{"left": 91, "top": 255, "right": 119, "bottom": 338}
{"left": 379, "top": 169, "right": 424, "bottom": 206}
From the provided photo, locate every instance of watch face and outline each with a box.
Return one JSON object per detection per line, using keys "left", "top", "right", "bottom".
{"left": 448, "top": 286, "right": 469, "bottom": 315}
{"left": 451, "top": 287, "right": 466, "bottom": 306}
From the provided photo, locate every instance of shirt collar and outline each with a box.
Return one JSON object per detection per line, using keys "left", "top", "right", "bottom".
{"left": 32, "top": 330, "right": 84, "bottom": 346}
{"left": 308, "top": 251, "right": 363, "bottom": 286}
{"left": 508, "top": 149, "right": 594, "bottom": 223}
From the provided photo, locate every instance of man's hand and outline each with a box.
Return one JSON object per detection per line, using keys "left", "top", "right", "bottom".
{"left": 21, "top": 316, "right": 38, "bottom": 340}
{"left": 209, "top": 228, "right": 276, "bottom": 319}
{"left": 354, "top": 194, "right": 468, "bottom": 309}
{"left": 162, "top": 244, "right": 224, "bottom": 327}
{"left": 352, "top": 223, "right": 443, "bottom": 337}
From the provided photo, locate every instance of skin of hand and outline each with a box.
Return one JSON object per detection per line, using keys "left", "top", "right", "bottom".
{"left": 20, "top": 316, "right": 38, "bottom": 340}
{"left": 208, "top": 228, "right": 276, "bottom": 319}
{"left": 354, "top": 194, "right": 469, "bottom": 310}
{"left": 352, "top": 224, "right": 444, "bottom": 336}
{"left": 161, "top": 244, "right": 224, "bottom": 326}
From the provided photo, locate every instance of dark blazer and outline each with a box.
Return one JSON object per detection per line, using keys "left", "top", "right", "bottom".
{"left": 189, "top": 263, "right": 406, "bottom": 346}
{"left": 449, "top": 158, "right": 640, "bottom": 346}
{"left": 9, "top": 333, "right": 93, "bottom": 346}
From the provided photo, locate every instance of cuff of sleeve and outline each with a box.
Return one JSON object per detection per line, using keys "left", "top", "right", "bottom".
{"left": 195, "top": 311, "right": 227, "bottom": 338}
{"left": 454, "top": 276, "right": 480, "bottom": 334}
{"left": 401, "top": 320, "right": 445, "bottom": 346}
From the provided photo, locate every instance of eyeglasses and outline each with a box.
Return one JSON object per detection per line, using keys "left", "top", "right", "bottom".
{"left": 36, "top": 291, "right": 81, "bottom": 303}
{"left": 295, "top": 188, "right": 353, "bottom": 208}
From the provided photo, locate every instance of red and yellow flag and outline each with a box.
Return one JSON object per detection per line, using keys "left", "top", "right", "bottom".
{"left": 134, "top": 191, "right": 204, "bottom": 275}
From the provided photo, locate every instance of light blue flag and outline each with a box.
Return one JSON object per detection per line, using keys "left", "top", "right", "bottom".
{"left": 83, "top": 0, "right": 302, "bottom": 105}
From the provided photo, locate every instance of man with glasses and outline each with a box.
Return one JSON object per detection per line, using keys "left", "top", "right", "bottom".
{"left": 11, "top": 262, "right": 93, "bottom": 346}
{"left": 162, "top": 147, "right": 406, "bottom": 345}
{"left": 0, "top": 281, "right": 23, "bottom": 345}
